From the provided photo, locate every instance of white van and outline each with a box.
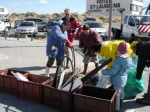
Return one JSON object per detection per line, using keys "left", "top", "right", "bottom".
{"left": 0, "top": 6, "right": 9, "bottom": 33}
{"left": 0, "top": 15, "right": 9, "bottom": 32}
{"left": 112, "top": 14, "right": 150, "bottom": 40}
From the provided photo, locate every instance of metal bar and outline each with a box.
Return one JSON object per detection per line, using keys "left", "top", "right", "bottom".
{"left": 108, "top": 0, "right": 113, "bottom": 40}
{"left": 4, "top": 31, "right": 7, "bottom": 40}
{"left": 17, "top": 33, "right": 19, "bottom": 41}
{"left": 31, "top": 33, "right": 33, "bottom": 41}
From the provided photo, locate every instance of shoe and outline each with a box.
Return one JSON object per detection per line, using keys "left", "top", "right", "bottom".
{"left": 136, "top": 98, "right": 150, "bottom": 105}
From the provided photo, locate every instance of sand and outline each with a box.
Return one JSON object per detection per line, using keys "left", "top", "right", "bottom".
{"left": 0, "top": 54, "right": 9, "bottom": 61}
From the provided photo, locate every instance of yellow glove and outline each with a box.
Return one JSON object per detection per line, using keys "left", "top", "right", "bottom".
{"left": 130, "top": 41, "right": 138, "bottom": 49}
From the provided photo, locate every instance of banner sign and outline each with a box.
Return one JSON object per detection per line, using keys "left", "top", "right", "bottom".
{"left": 88, "top": 0, "right": 121, "bottom": 12}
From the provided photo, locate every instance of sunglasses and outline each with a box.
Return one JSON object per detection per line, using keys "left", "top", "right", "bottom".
{"left": 65, "top": 14, "right": 69, "bottom": 16}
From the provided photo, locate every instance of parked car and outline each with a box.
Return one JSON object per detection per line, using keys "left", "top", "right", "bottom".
{"left": 47, "top": 18, "right": 61, "bottom": 32}
{"left": 25, "top": 18, "right": 48, "bottom": 32}
{"left": 15, "top": 21, "right": 38, "bottom": 36}
{"left": 83, "top": 16, "right": 96, "bottom": 21}
{"left": 81, "top": 21, "right": 107, "bottom": 40}
{"left": 14, "top": 19, "right": 24, "bottom": 28}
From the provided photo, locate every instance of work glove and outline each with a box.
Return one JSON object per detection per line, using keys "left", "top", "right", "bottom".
{"left": 93, "top": 43, "right": 101, "bottom": 52}
{"left": 65, "top": 39, "right": 72, "bottom": 48}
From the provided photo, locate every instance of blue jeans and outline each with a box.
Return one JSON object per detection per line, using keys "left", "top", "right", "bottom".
{"left": 113, "top": 85, "right": 124, "bottom": 111}
{"left": 144, "top": 75, "right": 150, "bottom": 101}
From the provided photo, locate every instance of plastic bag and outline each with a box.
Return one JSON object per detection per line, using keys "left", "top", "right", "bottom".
{"left": 96, "top": 74, "right": 110, "bottom": 88}
{"left": 11, "top": 71, "right": 29, "bottom": 82}
{"left": 124, "top": 69, "right": 144, "bottom": 99}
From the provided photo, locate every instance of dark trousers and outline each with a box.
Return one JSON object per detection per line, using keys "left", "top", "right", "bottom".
{"left": 144, "top": 75, "right": 150, "bottom": 101}
{"left": 46, "top": 57, "right": 61, "bottom": 67}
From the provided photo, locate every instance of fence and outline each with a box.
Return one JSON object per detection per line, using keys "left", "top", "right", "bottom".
{"left": 0, "top": 31, "right": 50, "bottom": 42}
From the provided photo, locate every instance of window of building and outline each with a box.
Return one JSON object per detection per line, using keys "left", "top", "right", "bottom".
{"left": 130, "top": 4, "right": 138, "bottom": 11}
{"left": 134, "top": 0, "right": 143, "bottom": 2}
{"left": 138, "top": 6, "right": 143, "bottom": 11}
{"left": 138, "top": 0, "right": 143, "bottom": 2}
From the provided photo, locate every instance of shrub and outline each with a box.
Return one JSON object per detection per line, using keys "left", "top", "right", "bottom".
{"left": 5, "top": 12, "right": 121, "bottom": 25}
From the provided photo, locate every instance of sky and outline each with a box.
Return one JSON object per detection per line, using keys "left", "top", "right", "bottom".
{"left": 0, "top": 0, "right": 149, "bottom": 14}
{"left": 1, "top": 0, "right": 86, "bottom": 14}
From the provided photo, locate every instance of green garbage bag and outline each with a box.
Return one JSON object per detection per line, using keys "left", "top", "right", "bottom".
{"left": 124, "top": 69, "right": 145, "bottom": 99}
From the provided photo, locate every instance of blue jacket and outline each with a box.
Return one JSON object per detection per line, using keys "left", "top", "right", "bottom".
{"left": 102, "top": 54, "right": 132, "bottom": 87}
{"left": 46, "top": 24, "right": 67, "bottom": 59}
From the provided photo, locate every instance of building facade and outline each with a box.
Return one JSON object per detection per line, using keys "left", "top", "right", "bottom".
{"left": 86, "top": 0, "right": 144, "bottom": 16}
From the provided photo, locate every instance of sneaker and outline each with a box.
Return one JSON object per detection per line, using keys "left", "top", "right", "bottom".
{"left": 136, "top": 98, "right": 150, "bottom": 105}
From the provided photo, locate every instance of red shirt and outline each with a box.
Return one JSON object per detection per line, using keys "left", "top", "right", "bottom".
{"left": 67, "top": 20, "right": 80, "bottom": 44}
{"left": 62, "top": 16, "right": 80, "bottom": 44}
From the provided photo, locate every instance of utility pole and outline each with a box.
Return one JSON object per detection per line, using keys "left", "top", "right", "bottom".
{"left": 108, "top": 0, "right": 113, "bottom": 41}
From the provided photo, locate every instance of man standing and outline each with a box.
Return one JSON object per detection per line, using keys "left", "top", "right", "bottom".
{"left": 62, "top": 8, "right": 81, "bottom": 68}
{"left": 45, "top": 20, "right": 71, "bottom": 76}
{"left": 130, "top": 41, "right": 150, "bottom": 105}
{"left": 79, "top": 24, "right": 103, "bottom": 75}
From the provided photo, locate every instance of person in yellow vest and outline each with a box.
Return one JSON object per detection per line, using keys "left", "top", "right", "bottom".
{"left": 93, "top": 40, "right": 133, "bottom": 69}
